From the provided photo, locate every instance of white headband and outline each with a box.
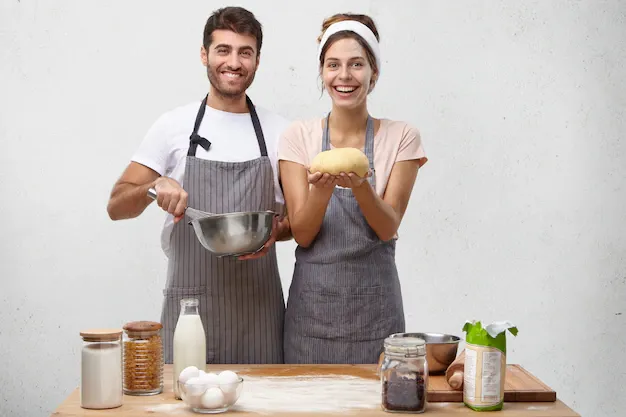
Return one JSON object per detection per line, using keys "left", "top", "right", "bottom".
{"left": 317, "top": 20, "right": 381, "bottom": 72}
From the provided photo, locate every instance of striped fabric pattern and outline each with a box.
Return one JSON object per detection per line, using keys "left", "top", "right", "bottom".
{"left": 161, "top": 156, "right": 285, "bottom": 364}
{"left": 284, "top": 115, "right": 406, "bottom": 364}
{"left": 160, "top": 98, "right": 284, "bottom": 365}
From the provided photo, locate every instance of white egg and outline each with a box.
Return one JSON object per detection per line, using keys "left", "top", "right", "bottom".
{"left": 218, "top": 370, "right": 239, "bottom": 394}
{"left": 222, "top": 389, "right": 238, "bottom": 404}
{"left": 181, "top": 388, "right": 199, "bottom": 407}
{"left": 184, "top": 376, "right": 208, "bottom": 398}
{"left": 178, "top": 366, "right": 200, "bottom": 384}
{"left": 198, "top": 371, "right": 220, "bottom": 387}
{"left": 201, "top": 387, "right": 225, "bottom": 409}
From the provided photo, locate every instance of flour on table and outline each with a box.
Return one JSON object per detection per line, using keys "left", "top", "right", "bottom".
{"left": 145, "top": 403, "right": 187, "bottom": 414}
{"left": 232, "top": 374, "right": 381, "bottom": 414}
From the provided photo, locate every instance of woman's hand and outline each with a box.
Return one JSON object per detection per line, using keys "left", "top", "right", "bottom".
{"left": 308, "top": 171, "right": 337, "bottom": 189}
{"left": 334, "top": 171, "right": 371, "bottom": 189}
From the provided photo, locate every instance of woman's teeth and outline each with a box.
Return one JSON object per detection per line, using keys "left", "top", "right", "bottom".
{"left": 335, "top": 86, "right": 356, "bottom": 93}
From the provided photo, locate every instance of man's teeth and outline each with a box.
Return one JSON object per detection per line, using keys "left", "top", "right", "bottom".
{"left": 223, "top": 72, "right": 241, "bottom": 78}
{"left": 335, "top": 86, "right": 356, "bottom": 93}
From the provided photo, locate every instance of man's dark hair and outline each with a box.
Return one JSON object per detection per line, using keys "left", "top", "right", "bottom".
{"left": 203, "top": 7, "right": 263, "bottom": 55}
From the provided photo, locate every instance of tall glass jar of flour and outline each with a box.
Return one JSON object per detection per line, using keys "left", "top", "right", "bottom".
{"left": 80, "top": 329, "right": 123, "bottom": 409}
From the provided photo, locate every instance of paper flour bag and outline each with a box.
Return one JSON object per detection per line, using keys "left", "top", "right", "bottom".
{"left": 462, "top": 320, "right": 518, "bottom": 411}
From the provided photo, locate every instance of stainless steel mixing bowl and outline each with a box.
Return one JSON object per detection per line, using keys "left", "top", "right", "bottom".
{"left": 190, "top": 210, "right": 274, "bottom": 257}
{"left": 147, "top": 188, "right": 275, "bottom": 257}
{"left": 389, "top": 332, "right": 461, "bottom": 374}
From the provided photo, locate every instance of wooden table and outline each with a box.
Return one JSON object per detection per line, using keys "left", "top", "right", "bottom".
{"left": 51, "top": 364, "right": 580, "bottom": 416}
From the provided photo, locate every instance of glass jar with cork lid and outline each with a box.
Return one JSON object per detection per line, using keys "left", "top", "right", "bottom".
{"left": 380, "top": 335, "right": 428, "bottom": 413}
{"left": 80, "top": 328, "right": 123, "bottom": 409}
{"left": 122, "top": 321, "right": 164, "bottom": 395}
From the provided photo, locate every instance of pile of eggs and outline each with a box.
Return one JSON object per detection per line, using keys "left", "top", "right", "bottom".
{"left": 178, "top": 366, "right": 241, "bottom": 409}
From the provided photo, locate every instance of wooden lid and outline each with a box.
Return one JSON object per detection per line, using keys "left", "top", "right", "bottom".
{"left": 123, "top": 321, "right": 163, "bottom": 333}
{"left": 80, "top": 329, "right": 122, "bottom": 342}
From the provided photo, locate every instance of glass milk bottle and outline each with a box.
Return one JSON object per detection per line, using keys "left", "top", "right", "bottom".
{"left": 173, "top": 298, "right": 207, "bottom": 399}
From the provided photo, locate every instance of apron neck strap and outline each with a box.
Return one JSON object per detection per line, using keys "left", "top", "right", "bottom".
{"left": 246, "top": 95, "right": 268, "bottom": 157}
{"left": 187, "top": 94, "right": 268, "bottom": 157}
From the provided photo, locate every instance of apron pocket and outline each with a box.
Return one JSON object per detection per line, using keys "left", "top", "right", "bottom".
{"left": 162, "top": 286, "right": 214, "bottom": 363}
{"left": 296, "top": 285, "right": 389, "bottom": 342}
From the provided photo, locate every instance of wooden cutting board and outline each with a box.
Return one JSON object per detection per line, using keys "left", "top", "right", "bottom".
{"left": 236, "top": 363, "right": 557, "bottom": 403}
{"left": 429, "top": 364, "right": 557, "bottom": 402}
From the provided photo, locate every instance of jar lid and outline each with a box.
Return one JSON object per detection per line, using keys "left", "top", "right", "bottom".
{"left": 80, "top": 329, "right": 122, "bottom": 342}
{"left": 123, "top": 321, "right": 163, "bottom": 337}
{"left": 384, "top": 336, "right": 426, "bottom": 357}
{"left": 123, "top": 321, "right": 163, "bottom": 332}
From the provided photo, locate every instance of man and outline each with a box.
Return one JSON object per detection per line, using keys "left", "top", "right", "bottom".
{"left": 107, "top": 6, "right": 291, "bottom": 365}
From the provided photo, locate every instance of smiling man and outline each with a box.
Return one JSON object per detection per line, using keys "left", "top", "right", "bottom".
{"left": 107, "top": 7, "right": 291, "bottom": 366}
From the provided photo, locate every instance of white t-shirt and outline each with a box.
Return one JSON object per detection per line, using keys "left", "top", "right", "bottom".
{"left": 131, "top": 100, "right": 291, "bottom": 257}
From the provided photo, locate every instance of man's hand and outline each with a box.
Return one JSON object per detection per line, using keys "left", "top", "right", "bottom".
{"left": 237, "top": 216, "right": 286, "bottom": 261}
{"left": 154, "top": 177, "right": 188, "bottom": 223}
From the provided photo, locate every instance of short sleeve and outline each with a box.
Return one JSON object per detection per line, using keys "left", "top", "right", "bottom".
{"left": 397, "top": 125, "right": 428, "bottom": 168}
{"left": 277, "top": 121, "right": 309, "bottom": 167}
{"left": 130, "top": 113, "right": 173, "bottom": 176}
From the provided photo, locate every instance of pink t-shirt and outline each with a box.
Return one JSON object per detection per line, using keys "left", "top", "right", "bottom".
{"left": 277, "top": 118, "right": 427, "bottom": 196}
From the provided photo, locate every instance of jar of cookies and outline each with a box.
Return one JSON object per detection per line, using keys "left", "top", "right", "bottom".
{"left": 122, "top": 321, "right": 164, "bottom": 395}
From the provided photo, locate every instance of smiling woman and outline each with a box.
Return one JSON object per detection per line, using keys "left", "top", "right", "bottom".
{"left": 317, "top": 14, "right": 381, "bottom": 97}
{"left": 278, "top": 13, "right": 428, "bottom": 365}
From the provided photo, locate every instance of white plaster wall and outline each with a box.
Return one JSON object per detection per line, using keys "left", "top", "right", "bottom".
{"left": 1, "top": 0, "right": 624, "bottom": 416}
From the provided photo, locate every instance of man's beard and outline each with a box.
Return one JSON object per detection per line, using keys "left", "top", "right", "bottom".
{"left": 207, "top": 65, "right": 256, "bottom": 99}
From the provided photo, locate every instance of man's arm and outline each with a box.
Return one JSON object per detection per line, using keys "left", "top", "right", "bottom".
{"left": 107, "top": 162, "right": 188, "bottom": 222}
{"left": 107, "top": 162, "right": 160, "bottom": 220}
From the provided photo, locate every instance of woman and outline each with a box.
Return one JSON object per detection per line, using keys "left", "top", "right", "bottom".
{"left": 278, "top": 13, "right": 427, "bottom": 364}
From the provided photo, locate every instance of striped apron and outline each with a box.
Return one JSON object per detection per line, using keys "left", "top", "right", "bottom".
{"left": 160, "top": 95, "right": 285, "bottom": 364}
{"left": 283, "top": 114, "right": 406, "bottom": 364}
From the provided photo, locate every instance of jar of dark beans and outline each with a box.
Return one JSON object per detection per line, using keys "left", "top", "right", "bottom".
{"left": 380, "top": 336, "right": 428, "bottom": 413}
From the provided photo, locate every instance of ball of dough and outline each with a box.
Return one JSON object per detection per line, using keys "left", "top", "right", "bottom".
{"left": 309, "top": 147, "right": 370, "bottom": 177}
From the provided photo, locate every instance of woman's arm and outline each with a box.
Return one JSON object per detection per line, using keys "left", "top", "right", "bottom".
{"left": 342, "top": 159, "right": 420, "bottom": 241}
{"left": 279, "top": 160, "right": 336, "bottom": 248}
